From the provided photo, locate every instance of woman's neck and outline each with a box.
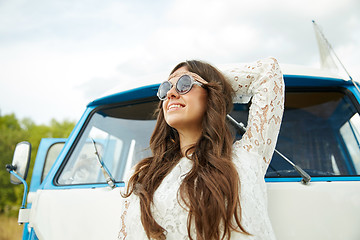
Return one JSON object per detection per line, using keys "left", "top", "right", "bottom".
{"left": 178, "top": 128, "right": 202, "bottom": 156}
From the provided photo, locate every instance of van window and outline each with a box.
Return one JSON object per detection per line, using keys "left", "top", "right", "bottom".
{"left": 56, "top": 89, "right": 360, "bottom": 186}
{"left": 339, "top": 114, "right": 360, "bottom": 173}
{"left": 264, "top": 90, "right": 360, "bottom": 177}
{"left": 42, "top": 142, "right": 65, "bottom": 182}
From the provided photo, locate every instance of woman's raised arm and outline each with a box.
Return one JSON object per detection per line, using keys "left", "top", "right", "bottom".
{"left": 223, "top": 57, "right": 285, "bottom": 173}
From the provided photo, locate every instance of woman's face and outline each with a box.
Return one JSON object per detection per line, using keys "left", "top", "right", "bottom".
{"left": 162, "top": 66, "right": 208, "bottom": 133}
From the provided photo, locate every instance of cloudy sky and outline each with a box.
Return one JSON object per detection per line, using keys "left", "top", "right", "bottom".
{"left": 1, "top": 0, "right": 359, "bottom": 124}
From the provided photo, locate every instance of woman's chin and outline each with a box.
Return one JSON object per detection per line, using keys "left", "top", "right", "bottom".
{"left": 166, "top": 119, "right": 184, "bottom": 130}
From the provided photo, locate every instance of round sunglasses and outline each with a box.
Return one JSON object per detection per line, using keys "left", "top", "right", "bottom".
{"left": 157, "top": 74, "right": 204, "bottom": 101}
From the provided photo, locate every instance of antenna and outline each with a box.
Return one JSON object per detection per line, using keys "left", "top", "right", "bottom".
{"left": 312, "top": 20, "right": 353, "bottom": 81}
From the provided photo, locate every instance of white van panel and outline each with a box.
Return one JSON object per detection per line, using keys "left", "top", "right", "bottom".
{"left": 268, "top": 181, "right": 360, "bottom": 239}
{"left": 29, "top": 188, "right": 122, "bottom": 240}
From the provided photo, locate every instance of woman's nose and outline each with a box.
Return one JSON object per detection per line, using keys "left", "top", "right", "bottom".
{"left": 166, "top": 85, "right": 179, "bottom": 99}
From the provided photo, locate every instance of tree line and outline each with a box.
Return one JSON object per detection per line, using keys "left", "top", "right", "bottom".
{"left": 0, "top": 112, "right": 75, "bottom": 216}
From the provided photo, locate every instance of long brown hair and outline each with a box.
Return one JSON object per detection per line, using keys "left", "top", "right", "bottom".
{"left": 123, "top": 60, "right": 249, "bottom": 239}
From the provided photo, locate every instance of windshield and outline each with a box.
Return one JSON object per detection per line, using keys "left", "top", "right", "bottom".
{"left": 57, "top": 88, "right": 360, "bottom": 185}
{"left": 266, "top": 89, "right": 360, "bottom": 177}
{"left": 57, "top": 100, "right": 158, "bottom": 185}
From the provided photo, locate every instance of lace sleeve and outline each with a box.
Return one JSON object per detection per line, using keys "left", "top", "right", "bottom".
{"left": 223, "top": 57, "right": 285, "bottom": 174}
{"left": 118, "top": 168, "right": 135, "bottom": 240}
{"left": 118, "top": 199, "right": 130, "bottom": 240}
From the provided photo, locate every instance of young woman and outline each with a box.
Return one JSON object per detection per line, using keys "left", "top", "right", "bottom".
{"left": 118, "top": 57, "right": 284, "bottom": 240}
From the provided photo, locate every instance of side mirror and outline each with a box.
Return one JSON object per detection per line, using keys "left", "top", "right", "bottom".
{"left": 9, "top": 141, "right": 31, "bottom": 185}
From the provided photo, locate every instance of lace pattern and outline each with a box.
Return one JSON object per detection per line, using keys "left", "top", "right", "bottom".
{"left": 118, "top": 57, "right": 284, "bottom": 239}
{"left": 118, "top": 200, "right": 130, "bottom": 240}
{"left": 223, "top": 57, "right": 284, "bottom": 175}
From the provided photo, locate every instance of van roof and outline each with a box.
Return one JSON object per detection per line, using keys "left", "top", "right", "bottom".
{"left": 88, "top": 64, "right": 351, "bottom": 108}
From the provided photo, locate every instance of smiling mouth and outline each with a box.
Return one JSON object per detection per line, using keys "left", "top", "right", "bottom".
{"left": 168, "top": 104, "right": 185, "bottom": 111}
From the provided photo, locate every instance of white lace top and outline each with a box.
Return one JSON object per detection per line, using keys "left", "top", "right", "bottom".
{"left": 118, "top": 57, "right": 285, "bottom": 240}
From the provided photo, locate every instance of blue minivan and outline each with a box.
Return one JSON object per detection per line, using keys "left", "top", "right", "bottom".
{"left": 7, "top": 62, "right": 360, "bottom": 239}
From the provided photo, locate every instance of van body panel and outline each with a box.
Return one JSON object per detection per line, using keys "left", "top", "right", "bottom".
{"left": 29, "top": 188, "right": 122, "bottom": 240}
{"left": 268, "top": 181, "right": 360, "bottom": 239}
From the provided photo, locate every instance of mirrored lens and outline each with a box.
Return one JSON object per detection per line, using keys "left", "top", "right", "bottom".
{"left": 177, "top": 75, "right": 192, "bottom": 94}
{"left": 158, "top": 81, "right": 172, "bottom": 99}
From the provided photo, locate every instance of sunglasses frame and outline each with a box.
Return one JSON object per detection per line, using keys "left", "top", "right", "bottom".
{"left": 157, "top": 74, "right": 204, "bottom": 101}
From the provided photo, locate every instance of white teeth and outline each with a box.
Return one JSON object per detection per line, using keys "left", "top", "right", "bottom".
{"left": 169, "top": 104, "right": 183, "bottom": 110}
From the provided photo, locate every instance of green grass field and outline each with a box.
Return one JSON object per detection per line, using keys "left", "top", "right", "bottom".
{"left": 0, "top": 214, "right": 23, "bottom": 240}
